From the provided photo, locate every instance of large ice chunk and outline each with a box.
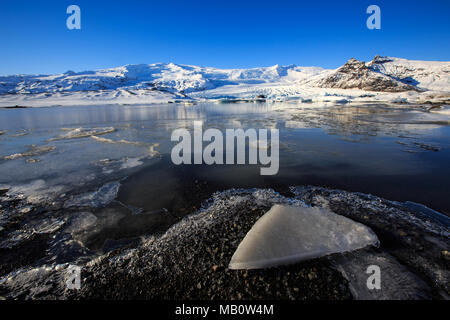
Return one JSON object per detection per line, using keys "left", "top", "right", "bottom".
{"left": 229, "top": 204, "right": 378, "bottom": 270}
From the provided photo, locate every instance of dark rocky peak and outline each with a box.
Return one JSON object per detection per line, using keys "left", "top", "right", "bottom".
{"left": 370, "top": 55, "right": 394, "bottom": 65}
{"left": 340, "top": 58, "right": 367, "bottom": 71}
{"left": 315, "top": 57, "right": 420, "bottom": 92}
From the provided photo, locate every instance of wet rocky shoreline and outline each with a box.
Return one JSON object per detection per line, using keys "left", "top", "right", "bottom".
{"left": 0, "top": 183, "right": 448, "bottom": 300}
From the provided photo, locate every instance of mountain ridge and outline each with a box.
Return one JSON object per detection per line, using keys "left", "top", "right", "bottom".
{"left": 0, "top": 56, "right": 449, "bottom": 107}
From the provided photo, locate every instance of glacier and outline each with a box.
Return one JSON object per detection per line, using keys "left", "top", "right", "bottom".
{"left": 0, "top": 56, "right": 448, "bottom": 107}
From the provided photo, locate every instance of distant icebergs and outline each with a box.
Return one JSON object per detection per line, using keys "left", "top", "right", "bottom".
{"left": 229, "top": 204, "right": 378, "bottom": 270}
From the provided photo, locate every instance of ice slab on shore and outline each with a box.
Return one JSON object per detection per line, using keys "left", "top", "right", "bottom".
{"left": 229, "top": 204, "right": 378, "bottom": 270}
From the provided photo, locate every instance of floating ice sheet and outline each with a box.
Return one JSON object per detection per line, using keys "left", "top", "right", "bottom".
{"left": 7, "top": 179, "right": 64, "bottom": 204}
{"left": 49, "top": 127, "right": 116, "bottom": 141}
{"left": 64, "top": 212, "right": 98, "bottom": 234}
{"left": 3, "top": 145, "right": 56, "bottom": 160}
{"left": 91, "top": 136, "right": 145, "bottom": 146}
{"left": 64, "top": 181, "right": 120, "bottom": 208}
{"left": 229, "top": 204, "right": 378, "bottom": 270}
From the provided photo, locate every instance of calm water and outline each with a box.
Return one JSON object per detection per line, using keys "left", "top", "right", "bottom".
{"left": 0, "top": 102, "right": 449, "bottom": 214}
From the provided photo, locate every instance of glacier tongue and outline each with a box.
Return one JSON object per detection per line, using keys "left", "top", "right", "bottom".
{"left": 229, "top": 204, "right": 378, "bottom": 270}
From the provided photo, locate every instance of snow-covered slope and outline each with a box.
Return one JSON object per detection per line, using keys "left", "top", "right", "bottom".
{"left": 0, "top": 63, "right": 325, "bottom": 96}
{"left": 313, "top": 58, "right": 420, "bottom": 92}
{"left": 368, "top": 56, "right": 450, "bottom": 91}
{"left": 0, "top": 56, "right": 448, "bottom": 107}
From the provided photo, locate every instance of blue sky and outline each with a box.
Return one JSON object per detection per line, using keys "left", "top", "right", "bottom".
{"left": 1, "top": 0, "right": 449, "bottom": 75}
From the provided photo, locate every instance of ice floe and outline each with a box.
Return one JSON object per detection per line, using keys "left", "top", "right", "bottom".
{"left": 3, "top": 145, "right": 56, "bottom": 160}
{"left": 90, "top": 136, "right": 160, "bottom": 160}
{"left": 120, "top": 157, "right": 143, "bottom": 170}
{"left": 229, "top": 204, "right": 378, "bottom": 269}
{"left": 148, "top": 143, "right": 160, "bottom": 158}
{"left": 0, "top": 264, "right": 72, "bottom": 299}
{"left": 90, "top": 135, "right": 144, "bottom": 146}
{"left": 333, "top": 249, "right": 432, "bottom": 299}
{"left": 64, "top": 212, "right": 98, "bottom": 234}
{"left": 402, "top": 201, "right": 450, "bottom": 228}
{"left": 64, "top": 181, "right": 120, "bottom": 208}
{"left": 7, "top": 179, "right": 64, "bottom": 204}
{"left": 49, "top": 127, "right": 116, "bottom": 141}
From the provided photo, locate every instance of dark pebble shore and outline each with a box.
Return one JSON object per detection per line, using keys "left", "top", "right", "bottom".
{"left": 1, "top": 186, "right": 449, "bottom": 300}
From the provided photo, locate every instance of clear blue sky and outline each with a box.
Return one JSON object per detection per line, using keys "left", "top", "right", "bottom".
{"left": 1, "top": 0, "right": 449, "bottom": 75}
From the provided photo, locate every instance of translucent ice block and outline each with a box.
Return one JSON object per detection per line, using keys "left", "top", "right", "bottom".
{"left": 229, "top": 204, "right": 378, "bottom": 270}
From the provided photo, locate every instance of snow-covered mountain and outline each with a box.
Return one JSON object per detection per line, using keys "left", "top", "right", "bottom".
{"left": 368, "top": 56, "right": 450, "bottom": 91}
{"left": 0, "top": 63, "right": 324, "bottom": 95}
{"left": 0, "top": 56, "right": 448, "bottom": 107}
{"left": 313, "top": 57, "right": 420, "bottom": 92}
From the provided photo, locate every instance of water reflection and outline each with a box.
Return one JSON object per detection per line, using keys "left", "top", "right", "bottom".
{"left": 0, "top": 102, "right": 449, "bottom": 213}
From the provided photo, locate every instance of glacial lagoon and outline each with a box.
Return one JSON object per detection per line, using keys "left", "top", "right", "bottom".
{"left": 1, "top": 102, "right": 449, "bottom": 216}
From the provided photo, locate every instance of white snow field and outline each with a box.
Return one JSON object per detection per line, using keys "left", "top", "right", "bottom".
{"left": 228, "top": 204, "right": 379, "bottom": 270}
{"left": 0, "top": 56, "right": 448, "bottom": 107}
